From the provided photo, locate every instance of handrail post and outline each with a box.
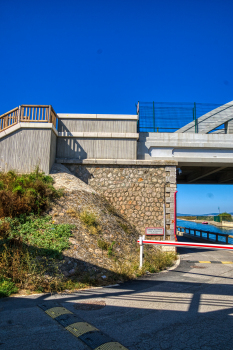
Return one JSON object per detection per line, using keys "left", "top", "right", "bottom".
{"left": 48, "top": 105, "right": 51, "bottom": 123}
{"left": 18, "top": 106, "right": 21, "bottom": 124}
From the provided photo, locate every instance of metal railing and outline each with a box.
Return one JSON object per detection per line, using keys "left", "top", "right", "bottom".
{"left": 177, "top": 226, "right": 231, "bottom": 244}
{"left": 137, "top": 101, "right": 225, "bottom": 133}
{"left": 0, "top": 105, "right": 58, "bottom": 132}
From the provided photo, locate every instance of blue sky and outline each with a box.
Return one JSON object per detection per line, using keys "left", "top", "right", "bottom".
{"left": 1, "top": 0, "right": 233, "bottom": 214}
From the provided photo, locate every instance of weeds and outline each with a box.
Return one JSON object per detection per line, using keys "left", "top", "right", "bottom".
{"left": 80, "top": 210, "right": 101, "bottom": 235}
{"left": 97, "top": 239, "right": 108, "bottom": 251}
{"left": 0, "top": 168, "right": 62, "bottom": 218}
{"left": 1, "top": 215, "right": 75, "bottom": 258}
{"left": 108, "top": 241, "right": 116, "bottom": 256}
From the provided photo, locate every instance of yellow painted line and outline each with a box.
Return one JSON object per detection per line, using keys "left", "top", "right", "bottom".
{"left": 45, "top": 307, "right": 72, "bottom": 319}
{"left": 221, "top": 261, "right": 233, "bottom": 264}
{"left": 199, "top": 261, "right": 211, "bottom": 263}
{"left": 66, "top": 322, "right": 98, "bottom": 338}
{"left": 95, "top": 342, "right": 128, "bottom": 350}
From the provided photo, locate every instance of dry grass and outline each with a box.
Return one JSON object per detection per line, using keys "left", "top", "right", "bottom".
{"left": 79, "top": 209, "right": 101, "bottom": 235}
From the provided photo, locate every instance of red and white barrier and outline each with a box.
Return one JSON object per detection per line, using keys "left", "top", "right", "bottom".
{"left": 137, "top": 238, "right": 233, "bottom": 268}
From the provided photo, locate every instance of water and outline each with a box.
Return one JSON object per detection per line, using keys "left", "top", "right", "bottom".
{"left": 177, "top": 219, "right": 233, "bottom": 244}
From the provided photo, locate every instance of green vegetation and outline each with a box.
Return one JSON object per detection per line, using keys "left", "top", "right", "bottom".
{"left": 107, "top": 241, "right": 116, "bottom": 256}
{"left": 97, "top": 239, "right": 109, "bottom": 251}
{"left": 0, "top": 168, "right": 62, "bottom": 217}
{"left": 80, "top": 210, "right": 101, "bottom": 235}
{"left": 0, "top": 169, "right": 74, "bottom": 296}
{"left": 113, "top": 247, "right": 177, "bottom": 279}
{"left": 214, "top": 212, "right": 233, "bottom": 223}
{"left": 0, "top": 277, "right": 18, "bottom": 298}
{"left": 1, "top": 215, "right": 74, "bottom": 258}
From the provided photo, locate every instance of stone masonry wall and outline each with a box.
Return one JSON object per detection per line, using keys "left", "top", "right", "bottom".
{"left": 65, "top": 164, "right": 177, "bottom": 239}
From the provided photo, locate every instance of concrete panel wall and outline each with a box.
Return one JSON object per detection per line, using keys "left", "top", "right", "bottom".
{"left": 56, "top": 137, "right": 137, "bottom": 159}
{"left": 58, "top": 119, "right": 137, "bottom": 133}
{"left": 138, "top": 132, "right": 233, "bottom": 165}
{"left": 49, "top": 130, "right": 57, "bottom": 172}
{"left": 226, "top": 120, "right": 233, "bottom": 134}
{"left": 0, "top": 128, "right": 55, "bottom": 174}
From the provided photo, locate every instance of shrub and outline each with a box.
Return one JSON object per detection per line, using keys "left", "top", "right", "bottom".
{"left": 97, "top": 239, "right": 108, "bottom": 250}
{"left": 0, "top": 168, "right": 62, "bottom": 218}
{"left": 0, "top": 277, "right": 18, "bottom": 298}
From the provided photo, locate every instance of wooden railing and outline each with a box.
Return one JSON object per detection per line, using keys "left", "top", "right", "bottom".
{"left": 177, "top": 226, "right": 230, "bottom": 244}
{"left": 0, "top": 107, "right": 19, "bottom": 132}
{"left": 0, "top": 105, "right": 58, "bottom": 132}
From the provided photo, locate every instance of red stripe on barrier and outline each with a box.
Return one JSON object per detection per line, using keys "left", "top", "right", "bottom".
{"left": 137, "top": 240, "right": 233, "bottom": 250}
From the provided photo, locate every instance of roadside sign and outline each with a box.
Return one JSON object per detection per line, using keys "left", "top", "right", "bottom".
{"left": 145, "top": 227, "right": 164, "bottom": 236}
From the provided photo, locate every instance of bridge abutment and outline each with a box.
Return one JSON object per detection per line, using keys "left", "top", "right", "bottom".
{"left": 61, "top": 160, "right": 177, "bottom": 240}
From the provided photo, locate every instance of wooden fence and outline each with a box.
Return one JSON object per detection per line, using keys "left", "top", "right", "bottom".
{"left": 177, "top": 225, "right": 230, "bottom": 244}
{"left": 0, "top": 105, "right": 58, "bottom": 132}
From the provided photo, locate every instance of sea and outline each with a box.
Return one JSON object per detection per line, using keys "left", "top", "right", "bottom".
{"left": 177, "top": 219, "right": 233, "bottom": 244}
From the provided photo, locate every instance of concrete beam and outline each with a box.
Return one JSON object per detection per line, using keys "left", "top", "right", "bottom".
{"left": 57, "top": 113, "right": 138, "bottom": 120}
{"left": 55, "top": 158, "right": 178, "bottom": 166}
{"left": 58, "top": 132, "right": 139, "bottom": 139}
{"left": 187, "top": 167, "right": 226, "bottom": 183}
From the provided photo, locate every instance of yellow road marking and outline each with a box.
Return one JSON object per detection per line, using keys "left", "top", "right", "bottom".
{"left": 199, "top": 261, "right": 211, "bottom": 263}
{"left": 45, "top": 307, "right": 72, "bottom": 319}
{"left": 66, "top": 322, "right": 98, "bottom": 338}
{"left": 221, "top": 261, "right": 233, "bottom": 264}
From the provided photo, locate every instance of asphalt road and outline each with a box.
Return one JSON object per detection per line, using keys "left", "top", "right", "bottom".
{"left": 1, "top": 237, "right": 233, "bottom": 350}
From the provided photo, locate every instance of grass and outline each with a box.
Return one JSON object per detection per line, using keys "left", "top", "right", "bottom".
{"left": 80, "top": 210, "right": 101, "bottom": 235}
{"left": 113, "top": 247, "right": 177, "bottom": 279}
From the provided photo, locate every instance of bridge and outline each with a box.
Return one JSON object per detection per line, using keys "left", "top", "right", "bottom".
{"left": 137, "top": 101, "right": 233, "bottom": 184}
{"left": 1, "top": 101, "right": 233, "bottom": 241}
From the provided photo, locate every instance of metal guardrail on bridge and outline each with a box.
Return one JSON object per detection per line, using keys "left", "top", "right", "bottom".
{"left": 177, "top": 226, "right": 232, "bottom": 244}
{"left": 0, "top": 105, "right": 58, "bottom": 132}
{"left": 137, "top": 101, "right": 224, "bottom": 133}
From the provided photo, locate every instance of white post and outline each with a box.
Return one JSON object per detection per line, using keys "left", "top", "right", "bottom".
{"left": 139, "top": 235, "right": 144, "bottom": 268}
{"left": 163, "top": 203, "right": 166, "bottom": 240}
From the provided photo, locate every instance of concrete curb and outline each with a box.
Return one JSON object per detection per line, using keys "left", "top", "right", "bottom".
{"left": 160, "top": 254, "right": 181, "bottom": 273}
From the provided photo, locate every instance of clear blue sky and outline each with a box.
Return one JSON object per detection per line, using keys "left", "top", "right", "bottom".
{"left": 1, "top": 0, "right": 233, "bottom": 214}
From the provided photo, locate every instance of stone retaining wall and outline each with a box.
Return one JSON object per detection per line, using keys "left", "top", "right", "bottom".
{"left": 65, "top": 163, "right": 177, "bottom": 239}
